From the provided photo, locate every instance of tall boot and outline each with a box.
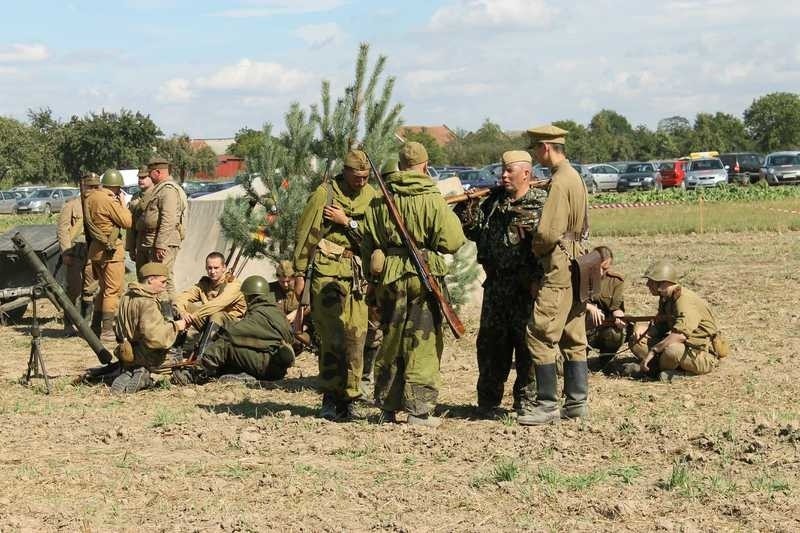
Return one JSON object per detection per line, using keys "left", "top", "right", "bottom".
{"left": 90, "top": 312, "right": 102, "bottom": 338}
{"left": 518, "top": 363, "right": 560, "bottom": 426}
{"left": 561, "top": 360, "right": 589, "bottom": 419}
{"left": 100, "top": 312, "right": 117, "bottom": 344}
{"left": 319, "top": 393, "right": 337, "bottom": 421}
{"left": 81, "top": 300, "right": 94, "bottom": 323}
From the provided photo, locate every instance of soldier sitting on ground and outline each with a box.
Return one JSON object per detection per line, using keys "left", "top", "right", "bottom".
{"left": 171, "top": 275, "right": 296, "bottom": 385}
{"left": 585, "top": 245, "right": 627, "bottom": 370}
{"left": 624, "top": 260, "right": 730, "bottom": 382}
{"left": 111, "top": 262, "right": 188, "bottom": 394}
{"left": 174, "top": 251, "right": 247, "bottom": 332}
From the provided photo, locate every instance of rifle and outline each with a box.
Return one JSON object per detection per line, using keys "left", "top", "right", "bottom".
{"left": 362, "top": 151, "right": 466, "bottom": 339}
{"left": 600, "top": 315, "right": 657, "bottom": 326}
{"left": 155, "top": 321, "right": 220, "bottom": 372}
{"left": 445, "top": 179, "right": 551, "bottom": 205}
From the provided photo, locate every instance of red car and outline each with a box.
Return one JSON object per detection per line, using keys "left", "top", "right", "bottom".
{"left": 657, "top": 160, "right": 689, "bottom": 189}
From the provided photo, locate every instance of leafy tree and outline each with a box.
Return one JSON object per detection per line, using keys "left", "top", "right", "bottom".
{"left": 27, "top": 108, "right": 67, "bottom": 183}
{"left": 59, "top": 109, "right": 162, "bottom": 177}
{"left": 0, "top": 116, "right": 41, "bottom": 185}
{"left": 552, "top": 120, "right": 592, "bottom": 162}
{"left": 157, "top": 134, "right": 218, "bottom": 183}
{"left": 445, "top": 119, "right": 522, "bottom": 166}
{"left": 402, "top": 129, "right": 446, "bottom": 165}
{"left": 228, "top": 127, "right": 267, "bottom": 160}
{"left": 744, "top": 92, "right": 800, "bottom": 152}
{"left": 657, "top": 116, "right": 691, "bottom": 136}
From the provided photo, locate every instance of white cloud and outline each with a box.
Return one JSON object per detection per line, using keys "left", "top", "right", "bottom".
{"left": 429, "top": 0, "right": 554, "bottom": 31}
{"left": 0, "top": 43, "right": 49, "bottom": 62}
{"left": 158, "top": 78, "right": 194, "bottom": 103}
{"left": 294, "top": 22, "right": 345, "bottom": 48}
{"left": 212, "top": 0, "right": 342, "bottom": 18}
{"left": 197, "top": 59, "right": 311, "bottom": 92}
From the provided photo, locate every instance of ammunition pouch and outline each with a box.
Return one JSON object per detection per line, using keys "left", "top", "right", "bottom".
{"left": 317, "top": 238, "right": 350, "bottom": 259}
{"left": 115, "top": 339, "right": 135, "bottom": 364}
{"left": 370, "top": 249, "right": 386, "bottom": 278}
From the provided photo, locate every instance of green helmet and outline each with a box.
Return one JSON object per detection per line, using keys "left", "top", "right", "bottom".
{"left": 101, "top": 169, "right": 124, "bottom": 187}
{"left": 643, "top": 260, "right": 678, "bottom": 283}
{"left": 241, "top": 275, "right": 270, "bottom": 296}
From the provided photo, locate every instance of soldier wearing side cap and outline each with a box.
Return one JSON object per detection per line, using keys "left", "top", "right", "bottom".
{"left": 292, "top": 149, "right": 376, "bottom": 421}
{"left": 457, "top": 150, "right": 548, "bottom": 418}
{"left": 135, "top": 156, "right": 188, "bottom": 292}
{"left": 518, "top": 125, "right": 590, "bottom": 426}
{"left": 110, "top": 262, "right": 188, "bottom": 394}
{"left": 624, "top": 260, "right": 729, "bottom": 382}
{"left": 126, "top": 165, "right": 154, "bottom": 263}
{"left": 269, "top": 260, "right": 300, "bottom": 316}
{"left": 361, "top": 142, "right": 466, "bottom": 427}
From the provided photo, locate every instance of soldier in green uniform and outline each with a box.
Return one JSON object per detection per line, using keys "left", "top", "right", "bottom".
{"left": 270, "top": 260, "right": 300, "bottom": 316}
{"left": 171, "top": 275, "right": 296, "bottom": 385}
{"left": 292, "top": 149, "right": 376, "bottom": 420}
{"left": 457, "top": 150, "right": 547, "bottom": 418}
{"left": 519, "top": 125, "right": 590, "bottom": 425}
{"left": 627, "top": 260, "right": 729, "bottom": 381}
{"left": 585, "top": 246, "right": 627, "bottom": 368}
{"left": 362, "top": 142, "right": 466, "bottom": 427}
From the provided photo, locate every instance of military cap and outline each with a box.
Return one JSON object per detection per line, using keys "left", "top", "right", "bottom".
{"left": 502, "top": 150, "right": 533, "bottom": 166}
{"left": 344, "top": 149, "right": 370, "bottom": 175}
{"left": 399, "top": 141, "right": 429, "bottom": 167}
{"left": 275, "top": 259, "right": 294, "bottom": 277}
{"left": 140, "top": 262, "right": 169, "bottom": 278}
{"left": 147, "top": 156, "right": 170, "bottom": 170}
{"left": 81, "top": 172, "right": 101, "bottom": 186}
{"left": 526, "top": 124, "right": 569, "bottom": 146}
{"left": 137, "top": 165, "right": 150, "bottom": 178}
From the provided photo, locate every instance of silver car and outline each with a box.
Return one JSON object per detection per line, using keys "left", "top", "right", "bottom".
{"left": 760, "top": 151, "right": 800, "bottom": 185}
{"left": 0, "top": 190, "right": 24, "bottom": 214}
{"left": 684, "top": 158, "right": 728, "bottom": 189}
{"left": 14, "top": 187, "right": 79, "bottom": 215}
{"left": 583, "top": 164, "right": 620, "bottom": 193}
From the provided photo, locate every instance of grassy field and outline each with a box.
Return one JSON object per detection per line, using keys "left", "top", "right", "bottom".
{"left": 0, "top": 213, "right": 52, "bottom": 233}
{"left": 1, "top": 231, "right": 798, "bottom": 531}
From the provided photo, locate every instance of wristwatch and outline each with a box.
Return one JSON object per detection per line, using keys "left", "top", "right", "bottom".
{"left": 348, "top": 218, "right": 358, "bottom": 230}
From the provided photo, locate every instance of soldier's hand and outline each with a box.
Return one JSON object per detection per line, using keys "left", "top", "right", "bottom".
{"left": 294, "top": 276, "right": 305, "bottom": 300}
{"left": 587, "top": 303, "right": 605, "bottom": 327}
{"left": 155, "top": 247, "right": 167, "bottom": 261}
{"left": 323, "top": 204, "right": 349, "bottom": 226}
{"left": 174, "top": 319, "right": 188, "bottom": 332}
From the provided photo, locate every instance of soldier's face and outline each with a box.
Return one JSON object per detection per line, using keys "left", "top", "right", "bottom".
{"left": 277, "top": 274, "right": 293, "bottom": 291}
{"left": 147, "top": 275, "right": 168, "bottom": 293}
{"left": 138, "top": 176, "right": 153, "bottom": 189}
{"left": 501, "top": 163, "right": 530, "bottom": 195}
{"left": 206, "top": 258, "right": 226, "bottom": 282}
{"left": 646, "top": 278, "right": 668, "bottom": 296}
{"left": 344, "top": 168, "right": 369, "bottom": 191}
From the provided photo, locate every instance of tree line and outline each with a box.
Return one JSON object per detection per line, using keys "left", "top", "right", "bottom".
{"left": 0, "top": 108, "right": 217, "bottom": 186}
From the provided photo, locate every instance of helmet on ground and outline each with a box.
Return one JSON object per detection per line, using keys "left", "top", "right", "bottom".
{"left": 101, "top": 169, "right": 125, "bottom": 187}
{"left": 241, "top": 275, "right": 270, "bottom": 296}
{"left": 643, "top": 260, "right": 678, "bottom": 283}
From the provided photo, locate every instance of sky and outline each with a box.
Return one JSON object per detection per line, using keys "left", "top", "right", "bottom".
{"left": 1, "top": 0, "right": 798, "bottom": 138}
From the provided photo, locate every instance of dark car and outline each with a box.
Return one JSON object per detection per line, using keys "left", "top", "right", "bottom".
{"left": 718, "top": 152, "right": 763, "bottom": 184}
{"left": 617, "top": 162, "right": 659, "bottom": 192}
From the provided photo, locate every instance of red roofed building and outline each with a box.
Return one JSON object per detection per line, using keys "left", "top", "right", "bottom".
{"left": 396, "top": 125, "right": 457, "bottom": 146}
{"left": 191, "top": 138, "right": 245, "bottom": 180}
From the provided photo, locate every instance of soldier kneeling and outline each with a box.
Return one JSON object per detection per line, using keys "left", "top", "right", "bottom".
{"left": 171, "top": 275, "right": 296, "bottom": 385}
{"left": 111, "top": 262, "right": 188, "bottom": 394}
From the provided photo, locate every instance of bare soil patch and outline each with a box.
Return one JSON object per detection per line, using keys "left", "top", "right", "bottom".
{"left": 1, "top": 232, "right": 798, "bottom": 531}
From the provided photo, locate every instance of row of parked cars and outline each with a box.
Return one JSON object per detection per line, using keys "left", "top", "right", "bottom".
{"left": 0, "top": 186, "right": 80, "bottom": 215}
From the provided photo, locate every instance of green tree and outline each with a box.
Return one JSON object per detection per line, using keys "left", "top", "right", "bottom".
{"left": 0, "top": 116, "right": 41, "bottom": 186}
{"left": 588, "top": 109, "right": 635, "bottom": 161}
{"left": 445, "top": 119, "right": 521, "bottom": 166}
{"left": 228, "top": 127, "right": 267, "bottom": 160}
{"left": 157, "top": 134, "right": 218, "bottom": 183}
{"left": 552, "top": 120, "right": 592, "bottom": 162}
{"left": 59, "top": 109, "right": 162, "bottom": 177}
{"left": 27, "top": 108, "right": 67, "bottom": 184}
{"left": 744, "top": 92, "right": 800, "bottom": 152}
{"left": 402, "top": 129, "right": 446, "bottom": 165}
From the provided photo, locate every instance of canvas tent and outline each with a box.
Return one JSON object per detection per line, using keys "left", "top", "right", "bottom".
{"left": 173, "top": 178, "right": 276, "bottom": 291}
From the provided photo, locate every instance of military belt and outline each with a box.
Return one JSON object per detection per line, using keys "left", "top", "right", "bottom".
{"left": 561, "top": 231, "right": 583, "bottom": 242}
{"left": 385, "top": 246, "right": 430, "bottom": 257}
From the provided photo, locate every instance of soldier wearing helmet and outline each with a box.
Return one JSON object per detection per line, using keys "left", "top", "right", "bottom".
{"left": 84, "top": 168, "right": 132, "bottom": 343}
{"left": 626, "top": 260, "right": 729, "bottom": 381}
{"left": 171, "top": 275, "right": 296, "bottom": 385}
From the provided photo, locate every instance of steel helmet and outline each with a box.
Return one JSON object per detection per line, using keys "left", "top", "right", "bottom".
{"left": 101, "top": 169, "right": 125, "bottom": 187}
{"left": 241, "top": 275, "right": 270, "bottom": 296}
{"left": 643, "top": 260, "right": 679, "bottom": 283}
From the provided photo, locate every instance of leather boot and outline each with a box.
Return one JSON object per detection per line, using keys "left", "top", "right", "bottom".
{"left": 81, "top": 300, "right": 94, "bottom": 323}
{"left": 561, "top": 360, "right": 589, "bottom": 419}
{"left": 100, "top": 313, "right": 117, "bottom": 344}
{"left": 518, "top": 363, "right": 560, "bottom": 426}
{"left": 319, "top": 393, "right": 337, "bottom": 421}
{"left": 90, "top": 312, "right": 102, "bottom": 338}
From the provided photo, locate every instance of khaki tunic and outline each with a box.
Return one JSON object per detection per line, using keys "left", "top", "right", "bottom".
{"left": 116, "top": 282, "right": 179, "bottom": 369}
{"left": 268, "top": 281, "right": 299, "bottom": 315}
{"left": 527, "top": 159, "right": 588, "bottom": 365}
{"left": 594, "top": 270, "right": 625, "bottom": 313}
{"left": 57, "top": 197, "right": 96, "bottom": 304}
{"left": 174, "top": 277, "right": 247, "bottom": 328}
{"left": 136, "top": 179, "right": 187, "bottom": 249}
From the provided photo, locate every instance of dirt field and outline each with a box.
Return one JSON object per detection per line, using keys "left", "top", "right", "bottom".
{"left": 1, "top": 232, "right": 798, "bottom": 532}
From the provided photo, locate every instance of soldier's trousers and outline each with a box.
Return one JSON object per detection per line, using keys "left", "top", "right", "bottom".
{"left": 476, "top": 277, "right": 534, "bottom": 409}
{"left": 137, "top": 245, "right": 179, "bottom": 294}
{"left": 65, "top": 246, "right": 97, "bottom": 305}
{"left": 202, "top": 341, "right": 289, "bottom": 380}
{"left": 630, "top": 333, "right": 717, "bottom": 375}
{"left": 373, "top": 275, "right": 443, "bottom": 416}
{"left": 526, "top": 285, "right": 587, "bottom": 365}
{"left": 311, "top": 275, "right": 367, "bottom": 401}
{"left": 361, "top": 307, "right": 383, "bottom": 391}
{"left": 91, "top": 259, "right": 125, "bottom": 315}
{"left": 587, "top": 324, "right": 625, "bottom": 354}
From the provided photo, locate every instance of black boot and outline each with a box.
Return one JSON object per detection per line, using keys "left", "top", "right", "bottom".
{"left": 319, "top": 393, "right": 337, "bottom": 421}
{"left": 90, "top": 312, "right": 102, "bottom": 338}
{"left": 81, "top": 300, "right": 94, "bottom": 323}
{"left": 518, "top": 363, "right": 560, "bottom": 426}
{"left": 562, "top": 360, "right": 589, "bottom": 419}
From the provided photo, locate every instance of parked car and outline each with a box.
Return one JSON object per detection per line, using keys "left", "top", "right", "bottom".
{"left": 14, "top": 187, "right": 79, "bottom": 215}
{"left": 460, "top": 168, "right": 497, "bottom": 190}
{"left": 684, "top": 158, "right": 728, "bottom": 189}
{"left": 0, "top": 191, "right": 25, "bottom": 214}
{"left": 718, "top": 152, "right": 763, "bottom": 184}
{"left": 656, "top": 160, "right": 689, "bottom": 190}
{"left": 10, "top": 185, "right": 45, "bottom": 196}
{"left": 607, "top": 161, "right": 635, "bottom": 173}
{"left": 760, "top": 151, "right": 800, "bottom": 185}
{"left": 533, "top": 164, "right": 551, "bottom": 181}
{"left": 582, "top": 164, "right": 620, "bottom": 193}
{"left": 617, "top": 162, "right": 659, "bottom": 192}
{"left": 188, "top": 181, "right": 237, "bottom": 199}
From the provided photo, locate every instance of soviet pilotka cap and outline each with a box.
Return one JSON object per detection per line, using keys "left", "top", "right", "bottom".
{"left": 344, "top": 149, "right": 370, "bottom": 176}
{"left": 275, "top": 260, "right": 294, "bottom": 277}
{"left": 502, "top": 150, "right": 533, "bottom": 165}
{"left": 399, "top": 141, "right": 429, "bottom": 168}
{"left": 526, "top": 124, "right": 569, "bottom": 147}
{"left": 139, "top": 262, "right": 170, "bottom": 278}
{"left": 147, "top": 156, "right": 170, "bottom": 170}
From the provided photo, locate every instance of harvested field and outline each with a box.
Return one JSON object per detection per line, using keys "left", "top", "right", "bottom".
{"left": 1, "top": 231, "right": 799, "bottom": 531}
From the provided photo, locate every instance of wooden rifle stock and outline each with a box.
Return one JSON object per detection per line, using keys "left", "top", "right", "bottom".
{"left": 601, "top": 315, "right": 657, "bottom": 326}
{"left": 362, "top": 152, "right": 465, "bottom": 338}
{"left": 445, "top": 178, "right": 551, "bottom": 205}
